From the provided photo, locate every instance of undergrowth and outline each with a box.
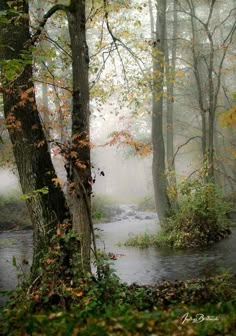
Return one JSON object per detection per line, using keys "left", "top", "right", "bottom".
{"left": 0, "top": 222, "right": 236, "bottom": 335}
{"left": 1, "top": 265, "right": 236, "bottom": 335}
{"left": 161, "top": 179, "right": 232, "bottom": 248}
{"left": 125, "top": 179, "right": 232, "bottom": 249}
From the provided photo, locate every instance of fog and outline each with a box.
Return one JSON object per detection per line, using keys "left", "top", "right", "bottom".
{"left": 0, "top": 169, "right": 19, "bottom": 195}
{"left": 0, "top": 102, "right": 199, "bottom": 204}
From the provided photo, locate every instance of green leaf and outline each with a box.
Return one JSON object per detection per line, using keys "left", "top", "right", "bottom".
{"left": 33, "top": 187, "right": 49, "bottom": 195}
{"left": 21, "top": 193, "right": 31, "bottom": 200}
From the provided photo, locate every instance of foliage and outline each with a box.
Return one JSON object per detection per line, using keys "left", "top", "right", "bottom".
{"left": 21, "top": 186, "right": 49, "bottom": 201}
{"left": 159, "top": 178, "right": 231, "bottom": 248}
{"left": 0, "top": 269, "right": 236, "bottom": 336}
{"left": 0, "top": 191, "right": 31, "bottom": 231}
{"left": 124, "top": 232, "right": 156, "bottom": 248}
{"left": 125, "top": 178, "right": 232, "bottom": 249}
{"left": 220, "top": 93, "right": 236, "bottom": 128}
{"left": 107, "top": 130, "right": 152, "bottom": 158}
{"left": 220, "top": 105, "right": 236, "bottom": 127}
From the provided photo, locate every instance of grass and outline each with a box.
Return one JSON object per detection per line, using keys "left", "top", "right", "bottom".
{"left": 124, "top": 232, "right": 157, "bottom": 248}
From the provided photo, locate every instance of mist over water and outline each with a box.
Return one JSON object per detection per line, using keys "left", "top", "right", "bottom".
{"left": 0, "top": 169, "right": 20, "bottom": 195}
{"left": 92, "top": 147, "right": 153, "bottom": 201}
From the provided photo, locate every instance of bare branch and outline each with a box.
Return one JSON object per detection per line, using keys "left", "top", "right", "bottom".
{"left": 214, "top": 168, "right": 236, "bottom": 184}
{"left": 103, "top": 0, "right": 146, "bottom": 74}
{"left": 46, "top": 34, "right": 72, "bottom": 59}
{"left": 34, "top": 79, "right": 72, "bottom": 93}
{"left": 212, "top": 7, "right": 236, "bottom": 36}
{"left": 172, "top": 136, "right": 201, "bottom": 166}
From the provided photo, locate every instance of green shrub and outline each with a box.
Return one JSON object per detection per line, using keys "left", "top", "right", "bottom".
{"left": 158, "top": 179, "right": 231, "bottom": 248}
{"left": 124, "top": 232, "right": 156, "bottom": 248}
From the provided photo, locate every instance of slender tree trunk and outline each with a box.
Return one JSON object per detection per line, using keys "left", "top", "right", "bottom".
{"left": 67, "top": 0, "right": 92, "bottom": 272}
{"left": 0, "top": 0, "right": 71, "bottom": 276}
{"left": 166, "top": 0, "right": 178, "bottom": 192}
{"left": 151, "top": 0, "right": 170, "bottom": 222}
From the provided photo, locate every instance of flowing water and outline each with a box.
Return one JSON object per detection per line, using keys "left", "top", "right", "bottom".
{"left": 1, "top": 205, "right": 236, "bottom": 306}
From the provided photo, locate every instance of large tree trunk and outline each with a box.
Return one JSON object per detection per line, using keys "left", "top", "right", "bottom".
{"left": 67, "top": 0, "right": 92, "bottom": 272}
{"left": 0, "top": 0, "right": 70, "bottom": 276}
{"left": 151, "top": 0, "right": 170, "bottom": 222}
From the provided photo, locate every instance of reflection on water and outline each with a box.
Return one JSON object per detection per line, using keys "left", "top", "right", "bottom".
{"left": 0, "top": 230, "right": 33, "bottom": 306}
{"left": 96, "top": 220, "right": 236, "bottom": 284}
{"left": 0, "top": 217, "right": 236, "bottom": 306}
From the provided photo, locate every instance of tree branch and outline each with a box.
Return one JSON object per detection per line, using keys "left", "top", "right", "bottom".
{"left": 46, "top": 34, "right": 72, "bottom": 59}
{"left": 30, "top": 4, "right": 69, "bottom": 46}
{"left": 103, "top": 0, "right": 146, "bottom": 75}
{"left": 172, "top": 136, "right": 201, "bottom": 166}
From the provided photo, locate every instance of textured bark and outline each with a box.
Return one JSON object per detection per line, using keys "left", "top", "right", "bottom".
{"left": 151, "top": 0, "right": 170, "bottom": 222}
{"left": 0, "top": 0, "right": 70, "bottom": 275}
{"left": 67, "top": 0, "right": 92, "bottom": 272}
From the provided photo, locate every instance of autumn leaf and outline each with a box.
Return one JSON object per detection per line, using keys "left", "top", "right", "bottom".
{"left": 52, "top": 177, "right": 65, "bottom": 187}
{"left": 70, "top": 151, "right": 78, "bottom": 159}
{"left": 106, "top": 130, "right": 152, "bottom": 157}
{"left": 36, "top": 140, "right": 45, "bottom": 148}
{"left": 45, "top": 258, "right": 55, "bottom": 265}
{"left": 75, "top": 160, "right": 87, "bottom": 169}
{"left": 176, "top": 70, "right": 185, "bottom": 78}
{"left": 220, "top": 106, "right": 236, "bottom": 127}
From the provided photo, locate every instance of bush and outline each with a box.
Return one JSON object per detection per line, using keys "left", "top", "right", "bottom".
{"left": 157, "top": 179, "right": 231, "bottom": 248}
{"left": 124, "top": 232, "right": 156, "bottom": 248}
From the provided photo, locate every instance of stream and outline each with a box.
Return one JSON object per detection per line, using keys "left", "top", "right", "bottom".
{"left": 1, "top": 204, "right": 236, "bottom": 306}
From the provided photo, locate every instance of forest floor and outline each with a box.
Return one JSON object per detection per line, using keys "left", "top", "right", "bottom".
{"left": 0, "top": 273, "right": 236, "bottom": 336}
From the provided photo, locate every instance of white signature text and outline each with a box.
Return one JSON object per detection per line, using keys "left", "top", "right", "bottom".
{"left": 181, "top": 312, "right": 219, "bottom": 324}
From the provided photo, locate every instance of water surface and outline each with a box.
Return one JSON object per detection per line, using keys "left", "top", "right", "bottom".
{"left": 1, "top": 208, "right": 235, "bottom": 305}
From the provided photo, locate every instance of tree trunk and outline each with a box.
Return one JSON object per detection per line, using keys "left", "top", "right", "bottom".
{"left": 151, "top": 0, "right": 170, "bottom": 222}
{"left": 0, "top": 0, "right": 71, "bottom": 276}
{"left": 67, "top": 0, "right": 92, "bottom": 272}
{"left": 166, "top": 0, "right": 178, "bottom": 193}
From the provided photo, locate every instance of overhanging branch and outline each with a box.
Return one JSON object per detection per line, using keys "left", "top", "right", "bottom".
{"left": 30, "top": 4, "right": 69, "bottom": 46}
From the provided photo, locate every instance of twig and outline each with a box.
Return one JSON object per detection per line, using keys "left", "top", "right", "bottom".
{"left": 172, "top": 136, "right": 201, "bottom": 166}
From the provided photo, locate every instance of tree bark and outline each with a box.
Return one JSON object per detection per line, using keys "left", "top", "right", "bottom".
{"left": 0, "top": 0, "right": 71, "bottom": 276}
{"left": 166, "top": 0, "right": 178, "bottom": 193}
{"left": 67, "top": 0, "right": 92, "bottom": 272}
{"left": 151, "top": 0, "right": 170, "bottom": 222}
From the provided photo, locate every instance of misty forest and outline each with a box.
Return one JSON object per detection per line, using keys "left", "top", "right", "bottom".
{"left": 0, "top": 0, "right": 236, "bottom": 335}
